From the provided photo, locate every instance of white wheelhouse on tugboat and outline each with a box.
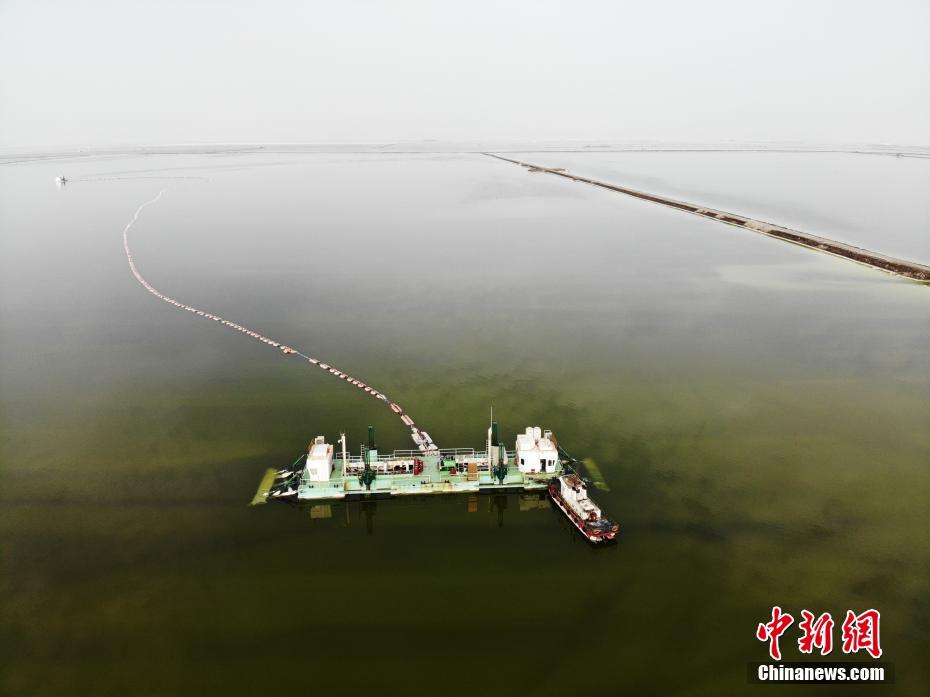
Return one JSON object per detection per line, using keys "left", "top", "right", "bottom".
{"left": 548, "top": 472, "right": 619, "bottom": 543}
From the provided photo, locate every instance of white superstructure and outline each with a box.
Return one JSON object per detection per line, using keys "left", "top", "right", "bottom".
{"left": 559, "top": 473, "right": 601, "bottom": 521}
{"left": 304, "top": 436, "right": 334, "bottom": 481}
{"left": 515, "top": 426, "right": 558, "bottom": 474}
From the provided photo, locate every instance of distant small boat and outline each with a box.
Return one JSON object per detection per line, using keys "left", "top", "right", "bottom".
{"left": 55, "top": 175, "right": 68, "bottom": 185}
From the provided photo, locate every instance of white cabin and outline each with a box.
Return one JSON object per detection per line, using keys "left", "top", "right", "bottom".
{"left": 515, "top": 426, "right": 558, "bottom": 474}
{"left": 304, "top": 436, "right": 334, "bottom": 481}
{"left": 560, "top": 474, "right": 601, "bottom": 521}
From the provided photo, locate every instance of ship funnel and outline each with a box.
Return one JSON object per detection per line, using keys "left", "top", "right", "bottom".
{"left": 368, "top": 425, "right": 376, "bottom": 450}
{"left": 491, "top": 421, "right": 499, "bottom": 447}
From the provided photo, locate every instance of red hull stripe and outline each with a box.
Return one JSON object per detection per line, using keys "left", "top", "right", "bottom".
{"left": 548, "top": 483, "right": 618, "bottom": 543}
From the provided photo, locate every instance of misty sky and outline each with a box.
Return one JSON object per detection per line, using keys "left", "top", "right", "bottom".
{"left": 1, "top": 0, "right": 928, "bottom": 148}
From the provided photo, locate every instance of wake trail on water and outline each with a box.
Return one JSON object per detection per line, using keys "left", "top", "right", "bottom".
{"left": 121, "top": 190, "right": 435, "bottom": 452}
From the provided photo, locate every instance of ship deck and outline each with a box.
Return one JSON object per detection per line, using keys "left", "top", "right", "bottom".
{"left": 296, "top": 459, "right": 556, "bottom": 500}
{"left": 251, "top": 444, "right": 566, "bottom": 504}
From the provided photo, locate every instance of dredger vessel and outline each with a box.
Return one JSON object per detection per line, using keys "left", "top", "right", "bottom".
{"left": 258, "top": 422, "right": 619, "bottom": 543}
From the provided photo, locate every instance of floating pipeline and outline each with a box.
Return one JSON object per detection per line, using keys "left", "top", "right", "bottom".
{"left": 485, "top": 154, "right": 930, "bottom": 283}
{"left": 121, "top": 191, "right": 437, "bottom": 453}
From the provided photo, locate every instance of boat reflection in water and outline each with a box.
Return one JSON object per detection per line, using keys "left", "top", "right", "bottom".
{"left": 299, "top": 492, "right": 552, "bottom": 536}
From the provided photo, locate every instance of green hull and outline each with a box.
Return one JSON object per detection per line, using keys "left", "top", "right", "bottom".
{"left": 255, "top": 450, "right": 563, "bottom": 503}
{"left": 298, "top": 456, "right": 559, "bottom": 500}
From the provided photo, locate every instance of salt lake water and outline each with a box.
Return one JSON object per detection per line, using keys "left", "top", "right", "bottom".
{"left": 1, "top": 151, "right": 928, "bottom": 696}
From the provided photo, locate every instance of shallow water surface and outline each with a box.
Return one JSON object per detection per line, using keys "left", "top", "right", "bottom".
{"left": 1, "top": 152, "right": 928, "bottom": 696}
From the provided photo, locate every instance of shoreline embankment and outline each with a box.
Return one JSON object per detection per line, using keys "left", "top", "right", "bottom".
{"left": 485, "top": 154, "right": 930, "bottom": 283}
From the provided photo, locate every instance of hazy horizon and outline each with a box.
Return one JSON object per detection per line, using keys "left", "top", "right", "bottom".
{"left": 2, "top": 0, "right": 929, "bottom": 150}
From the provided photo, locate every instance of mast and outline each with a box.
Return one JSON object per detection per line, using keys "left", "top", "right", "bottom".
{"left": 360, "top": 425, "right": 377, "bottom": 490}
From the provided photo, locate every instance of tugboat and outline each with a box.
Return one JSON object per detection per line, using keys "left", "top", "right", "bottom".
{"left": 548, "top": 472, "right": 619, "bottom": 543}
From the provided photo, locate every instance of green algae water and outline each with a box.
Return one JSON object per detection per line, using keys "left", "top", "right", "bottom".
{"left": 1, "top": 152, "right": 929, "bottom": 696}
